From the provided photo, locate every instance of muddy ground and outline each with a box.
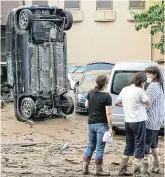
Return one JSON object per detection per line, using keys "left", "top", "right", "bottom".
{"left": 1, "top": 102, "right": 164, "bottom": 177}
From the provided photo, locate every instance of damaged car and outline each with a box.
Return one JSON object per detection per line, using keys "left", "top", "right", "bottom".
{"left": 74, "top": 62, "right": 115, "bottom": 113}
{"left": 5, "top": 5, "right": 74, "bottom": 121}
{"left": 1, "top": 61, "right": 13, "bottom": 102}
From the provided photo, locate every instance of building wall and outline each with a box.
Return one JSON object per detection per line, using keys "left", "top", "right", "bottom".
{"left": 1, "top": 0, "right": 163, "bottom": 66}
{"left": 52, "top": 0, "right": 152, "bottom": 64}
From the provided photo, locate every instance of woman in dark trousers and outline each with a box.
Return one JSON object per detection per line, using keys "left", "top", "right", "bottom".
{"left": 115, "top": 72, "right": 150, "bottom": 176}
{"left": 83, "top": 75, "right": 113, "bottom": 176}
{"left": 143, "top": 66, "right": 164, "bottom": 175}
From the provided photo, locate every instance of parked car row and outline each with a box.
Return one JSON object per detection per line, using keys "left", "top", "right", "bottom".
{"left": 73, "top": 60, "right": 164, "bottom": 133}
{"left": 74, "top": 62, "right": 115, "bottom": 112}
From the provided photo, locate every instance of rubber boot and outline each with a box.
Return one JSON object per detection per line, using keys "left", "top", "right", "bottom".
{"left": 95, "top": 159, "right": 110, "bottom": 176}
{"left": 133, "top": 158, "right": 142, "bottom": 177}
{"left": 82, "top": 156, "right": 90, "bottom": 175}
{"left": 118, "top": 155, "right": 129, "bottom": 176}
{"left": 142, "top": 155, "right": 151, "bottom": 176}
{"left": 151, "top": 148, "right": 160, "bottom": 173}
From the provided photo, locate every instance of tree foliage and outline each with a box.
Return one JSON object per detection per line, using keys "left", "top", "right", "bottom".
{"left": 131, "top": 3, "right": 164, "bottom": 54}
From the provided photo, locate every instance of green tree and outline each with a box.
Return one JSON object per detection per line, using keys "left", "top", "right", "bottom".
{"left": 131, "top": 2, "right": 164, "bottom": 54}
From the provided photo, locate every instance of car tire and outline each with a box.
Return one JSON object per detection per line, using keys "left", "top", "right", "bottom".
{"left": 60, "top": 11, "right": 73, "bottom": 31}
{"left": 61, "top": 93, "right": 74, "bottom": 115}
{"left": 15, "top": 97, "right": 36, "bottom": 122}
{"left": 19, "top": 9, "right": 33, "bottom": 30}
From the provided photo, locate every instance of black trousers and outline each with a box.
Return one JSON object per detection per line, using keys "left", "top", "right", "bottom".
{"left": 123, "top": 121, "right": 146, "bottom": 159}
{"left": 145, "top": 128, "right": 159, "bottom": 154}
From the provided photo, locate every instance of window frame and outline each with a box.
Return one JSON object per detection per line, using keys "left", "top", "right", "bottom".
{"left": 129, "top": 0, "right": 146, "bottom": 10}
{"left": 64, "top": 0, "right": 80, "bottom": 10}
{"left": 96, "top": 0, "right": 113, "bottom": 10}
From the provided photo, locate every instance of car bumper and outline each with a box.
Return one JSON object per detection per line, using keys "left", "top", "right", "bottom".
{"left": 76, "top": 100, "right": 88, "bottom": 113}
{"left": 112, "top": 114, "right": 125, "bottom": 130}
{"left": 112, "top": 114, "right": 165, "bottom": 131}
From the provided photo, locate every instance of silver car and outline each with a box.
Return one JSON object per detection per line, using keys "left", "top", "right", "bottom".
{"left": 107, "top": 61, "right": 164, "bottom": 133}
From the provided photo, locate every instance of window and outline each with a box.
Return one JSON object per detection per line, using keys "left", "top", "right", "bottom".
{"left": 112, "top": 71, "right": 138, "bottom": 95}
{"left": 74, "top": 66, "right": 85, "bottom": 73}
{"left": 96, "top": 0, "right": 113, "bottom": 10}
{"left": 129, "top": 0, "right": 145, "bottom": 9}
{"left": 32, "top": 1, "right": 48, "bottom": 5}
{"left": 82, "top": 71, "right": 110, "bottom": 87}
{"left": 86, "top": 63, "right": 114, "bottom": 72}
{"left": 64, "top": 0, "right": 80, "bottom": 9}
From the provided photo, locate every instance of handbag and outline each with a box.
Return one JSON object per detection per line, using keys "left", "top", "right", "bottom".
{"left": 103, "top": 131, "right": 113, "bottom": 143}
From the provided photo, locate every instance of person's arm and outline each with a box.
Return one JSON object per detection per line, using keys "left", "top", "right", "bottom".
{"left": 85, "top": 99, "right": 89, "bottom": 108}
{"left": 85, "top": 92, "right": 90, "bottom": 108}
{"left": 139, "top": 88, "right": 151, "bottom": 106}
{"left": 105, "top": 95, "right": 113, "bottom": 134}
{"left": 106, "top": 106, "right": 112, "bottom": 133}
{"left": 115, "top": 102, "right": 123, "bottom": 107}
{"left": 115, "top": 90, "right": 123, "bottom": 107}
{"left": 145, "top": 83, "right": 158, "bottom": 110}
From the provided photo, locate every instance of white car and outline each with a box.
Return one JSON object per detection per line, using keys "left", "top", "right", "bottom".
{"left": 107, "top": 61, "right": 164, "bottom": 134}
{"left": 68, "top": 73, "right": 79, "bottom": 90}
{"left": 68, "top": 65, "right": 85, "bottom": 90}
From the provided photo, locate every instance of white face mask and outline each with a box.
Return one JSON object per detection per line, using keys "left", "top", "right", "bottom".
{"left": 147, "top": 77, "right": 152, "bottom": 83}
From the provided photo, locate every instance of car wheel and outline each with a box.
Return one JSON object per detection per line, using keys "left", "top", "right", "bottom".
{"left": 19, "top": 9, "right": 33, "bottom": 30}
{"left": 15, "top": 97, "right": 36, "bottom": 122}
{"left": 61, "top": 94, "right": 74, "bottom": 115}
{"left": 60, "top": 11, "right": 73, "bottom": 31}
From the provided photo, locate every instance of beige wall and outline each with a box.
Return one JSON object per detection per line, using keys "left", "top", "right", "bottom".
{"left": 57, "top": 1, "right": 152, "bottom": 64}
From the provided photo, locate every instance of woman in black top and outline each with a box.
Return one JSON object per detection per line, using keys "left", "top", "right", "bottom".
{"left": 83, "top": 75, "right": 113, "bottom": 176}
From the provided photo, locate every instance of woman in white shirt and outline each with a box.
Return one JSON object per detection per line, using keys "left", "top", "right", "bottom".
{"left": 115, "top": 72, "right": 150, "bottom": 176}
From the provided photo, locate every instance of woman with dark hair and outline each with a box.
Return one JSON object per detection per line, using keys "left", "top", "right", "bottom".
{"left": 115, "top": 72, "right": 150, "bottom": 176}
{"left": 83, "top": 75, "right": 112, "bottom": 176}
{"left": 143, "top": 66, "right": 164, "bottom": 174}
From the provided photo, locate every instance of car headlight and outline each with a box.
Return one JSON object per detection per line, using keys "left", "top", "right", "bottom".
{"left": 77, "top": 94, "right": 86, "bottom": 100}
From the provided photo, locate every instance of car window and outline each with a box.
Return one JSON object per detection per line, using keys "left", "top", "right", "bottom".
{"left": 68, "top": 65, "right": 79, "bottom": 73}
{"left": 86, "top": 63, "right": 114, "bottom": 72}
{"left": 111, "top": 71, "right": 138, "bottom": 95}
{"left": 74, "top": 66, "right": 85, "bottom": 73}
{"left": 81, "top": 71, "right": 111, "bottom": 87}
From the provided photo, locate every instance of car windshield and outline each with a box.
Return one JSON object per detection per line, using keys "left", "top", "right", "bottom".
{"left": 68, "top": 65, "right": 80, "bottom": 73}
{"left": 112, "top": 71, "right": 139, "bottom": 95}
{"left": 86, "top": 63, "right": 114, "bottom": 72}
{"left": 73, "top": 66, "right": 85, "bottom": 73}
{"left": 81, "top": 70, "right": 111, "bottom": 89}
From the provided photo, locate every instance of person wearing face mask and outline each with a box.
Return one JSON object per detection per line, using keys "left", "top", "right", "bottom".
{"left": 142, "top": 66, "right": 164, "bottom": 175}
{"left": 82, "top": 75, "right": 112, "bottom": 176}
{"left": 115, "top": 72, "right": 150, "bottom": 176}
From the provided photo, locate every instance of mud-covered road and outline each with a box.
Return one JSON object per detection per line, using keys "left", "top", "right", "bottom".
{"left": 1, "top": 103, "right": 164, "bottom": 177}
